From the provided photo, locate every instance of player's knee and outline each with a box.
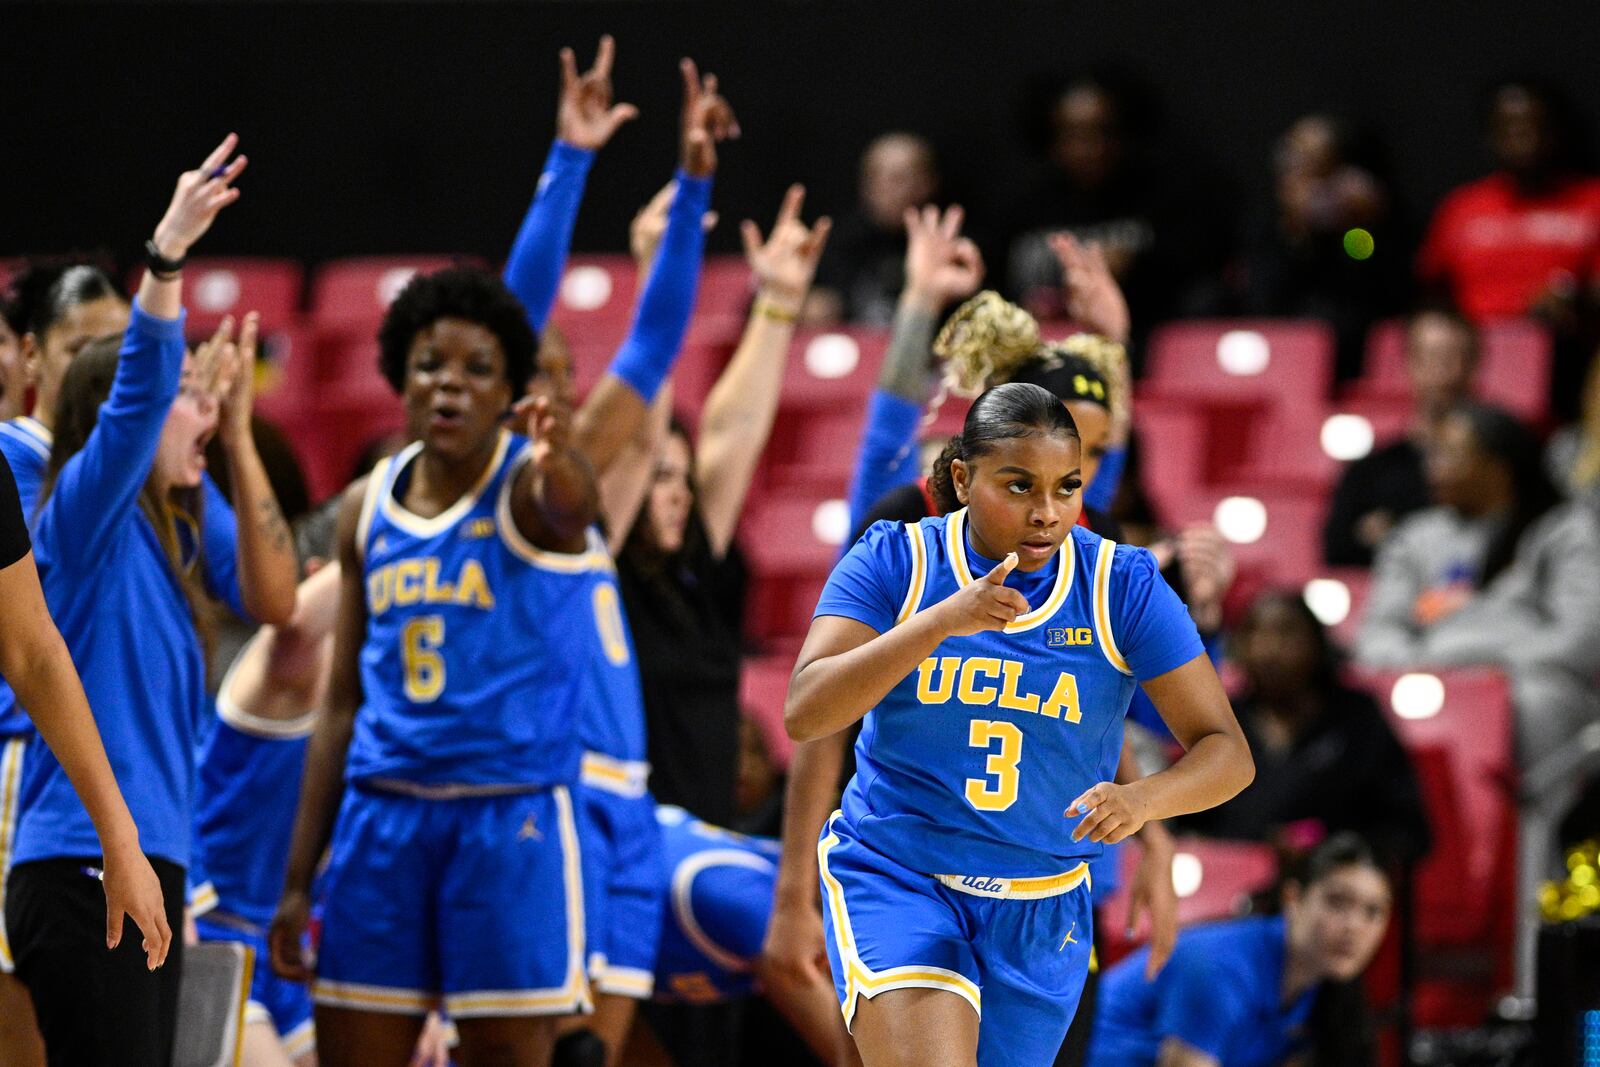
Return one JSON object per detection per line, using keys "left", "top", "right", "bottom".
{"left": 551, "top": 1027, "right": 607, "bottom": 1067}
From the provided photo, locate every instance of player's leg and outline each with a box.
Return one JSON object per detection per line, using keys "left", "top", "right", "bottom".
{"left": 0, "top": 738, "right": 44, "bottom": 1067}
{"left": 0, "top": 974, "right": 45, "bottom": 1067}
{"left": 618, "top": 1014, "right": 678, "bottom": 1067}
{"left": 240, "top": 1018, "right": 300, "bottom": 1067}
{"left": 440, "top": 788, "right": 589, "bottom": 1067}
{"left": 969, "top": 886, "right": 1094, "bottom": 1067}
{"left": 587, "top": 789, "right": 665, "bottom": 1066}
{"left": 312, "top": 789, "right": 440, "bottom": 1067}
{"left": 852, "top": 987, "right": 979, "bottom": 1067}
{"left": 756, "top": 955, "right": 863, "bottom": 1067}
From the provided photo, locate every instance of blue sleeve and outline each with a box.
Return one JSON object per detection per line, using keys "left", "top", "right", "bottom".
{"left": 502, "top": 141, "right": 597, "bottom": 333}
{"left": 1084, "top": 444, "right": 1126, "bottom": 512}
{"left": 845, "top": 390, "right": 924, "bottom": 551}
{"left": 42, "top": 301, "right": 187, "bottom": 568}
{"left": 1152, "top": 948, "right": 1252, "bottom": 1059}
{"left": 199, "top": 475, "right": 250, "bottom": 620}
{"left": 1109, "top": 545, "right": 1206, "bottom": 682}
{"left": 608, "top": 173, "right": 713, "bottom": 403}
{"left": 813, "top": 520, "right": 913, "bottom": 635}
{"left": 690, "top": 861, "right": 777, "bottom": 964}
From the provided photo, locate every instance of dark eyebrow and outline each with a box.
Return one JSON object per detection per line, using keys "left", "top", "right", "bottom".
{"left": 994, "top": 466, "right": 1036, "bottom": 477}
{"left": 1060, "top": 468, "right": 1083, "bottom": 481}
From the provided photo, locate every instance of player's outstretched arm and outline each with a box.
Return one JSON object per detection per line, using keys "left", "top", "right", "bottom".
{"left": 503, "top": 35, "right": 637, "bottom": 333}
{"left": 0, "top": 542, "right": 171, "bottom": 971}
{"left": 572, "top": 58, "right": 732, "bottom": 474}
{"left": 1064, "top": 655, "right": 1253, "bottom": 845}
{"left": 509, "top": 394, "right": 598, "bottom": 552}
{"left": 695, "top": 183, "right": 830, "bottom": 558}
{"left": 786, "top": 553, "right": 1029, "bottom": 742}
{"left": 270, "top": 479, "right": 369, "bottom": 982}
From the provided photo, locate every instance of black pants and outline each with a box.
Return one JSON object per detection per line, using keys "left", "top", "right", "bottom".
{"left": 5, "top": 855, "right": 186, "bottom": 1067}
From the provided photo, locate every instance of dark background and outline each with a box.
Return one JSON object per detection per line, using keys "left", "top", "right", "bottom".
{"left": 3, "top": 1, "right": 1596, "bottom": 264}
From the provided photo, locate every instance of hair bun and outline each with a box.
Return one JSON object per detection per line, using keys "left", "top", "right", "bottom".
{"left": 934, "top": 291, "right": 1042, "bottom": 398}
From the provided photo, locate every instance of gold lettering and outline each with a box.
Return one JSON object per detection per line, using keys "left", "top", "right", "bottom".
{"left": 394, "top": 559, "right": 425, "bottom": 605}
{"left": 1041, "top": 672, "right": 1081, "bottom": 722}
{"left": 455, "top": 559, "right": 495, "bottom": 609}
{"left": 367, "top": 568, "right": 392, "bottom": 616}
{"left": 997, "top": 660, "right": 1041, "bottom": 714}
{"left": 422, "top": 558, "right": 455, "bottom": 602}
{"left": 916, "top": 656, "right": 960, "bottom": 704}
{"left": 957, "top": 658, "right": 1001, "bottom": 705}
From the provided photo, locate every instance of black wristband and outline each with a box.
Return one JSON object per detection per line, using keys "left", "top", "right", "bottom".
{"left": 143, "top": 239, "right": 186, "bottom": 279}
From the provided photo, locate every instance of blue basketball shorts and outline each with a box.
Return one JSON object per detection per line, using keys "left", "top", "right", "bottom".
{"left": 818, "top": 811, "right": 1094, "bottom": 1067}
{"left": 313, "top": 783, "right": 590, "bottom": 1019}
{"left": 195, "top": 911, "right": 315, "bottom": 1058}
{"left": 575, "top": 754, "right": 666, "bottom": 999}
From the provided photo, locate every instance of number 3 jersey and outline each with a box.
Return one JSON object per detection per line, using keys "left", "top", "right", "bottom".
{"left": 346, "top": 430, "right": 612, "bottom": 789}
{"left": 815, "top": 509, "right": 1204, "bottom": 878}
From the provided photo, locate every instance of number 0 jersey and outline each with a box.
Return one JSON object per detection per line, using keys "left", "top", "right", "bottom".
{"left": 346, "top": 430, "right": 610, "bottom": 789}
{"left": 816, "top": 510, "right": 1203, "bottom": 878}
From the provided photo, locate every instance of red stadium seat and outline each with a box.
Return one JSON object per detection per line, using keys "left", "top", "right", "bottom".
{"left": 310, "top": 256, "right": 475, "bottom": 342}
{"left": 739, "top": 495, "right": 847, "bottom": 643}
{"left": 1128, "top": 398, "right": 1210, "bottom": 520}
{"left": 763, "top": 408, "right": 863, "bottom": 495}
{"left": 133, "top": 257, "right": 304, "bottom": 336}
{"left": 1353, "top": 317, "right": 1551, "bottom": 425}
{"left": 1233, "top": 399, "right": 1412, "bottom": 494}
{"left": 697, "top": 255, "right": 754, "bottom": 320}
{"left": 1299, "top": 566, "right": 1372, "bottom": 648}
{"left": 778, "top": 328, "right": 888, "bottom": 413}
{"left": 1143, "top": 319, "right": 1335, "bottom": 409}
{"left": 741, "top": 651, "right": 799, "bottom": 771}
{"left": 1158, "top": 485, "right": 1328, "bottom": 587}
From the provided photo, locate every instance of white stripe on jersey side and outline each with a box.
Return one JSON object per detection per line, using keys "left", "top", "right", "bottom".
{"left": 670, "top": 848, "right": 776, "bottom": 974}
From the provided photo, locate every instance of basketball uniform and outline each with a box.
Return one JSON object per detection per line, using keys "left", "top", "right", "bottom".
{"left": 813, "top": 510, "right": 1203, "bottom": 1067}
{"left": 313, "top": 430, "right": 598, "bottom": 1019}
{"left": 652, "top": 805, "right": 780, "bottom": 1005}
{"left": 0, "top": 415, "right": 50, "bottom": 974}
{"left": 192, "top": 639, "right": 316, "bottom": 1056}
{"left": 572, "top": 553, "right": 666, "bottom": 1001}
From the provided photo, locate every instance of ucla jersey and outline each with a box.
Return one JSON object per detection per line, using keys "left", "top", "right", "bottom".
{"left": 346, "top": 430, "right": 609, "bottom": 788}
{"left": 654, "top": 805, "right": 780, "bottom": 1004}
{"left": 574, "top": 558, "right": 648, "bottom": 762}
{"left": 819, "top": 510, "right": 1203, "bottom": 879}
{"left": 0, "top": 417, "right": 51, "bottom": 738}
{"left": 193, "top": 644, "right": 313, "bottom": 926}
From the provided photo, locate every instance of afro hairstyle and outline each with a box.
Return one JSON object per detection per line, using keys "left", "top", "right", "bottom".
{"left": 376, "top": 266, "right": 538, "bottom": 395}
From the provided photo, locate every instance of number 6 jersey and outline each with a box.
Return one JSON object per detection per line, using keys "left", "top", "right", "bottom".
{"left": 346, "top": 429, "right": 612, "bottom": 790}
{"left": 815, "top": 509, "right": 1204, "bottom": 878}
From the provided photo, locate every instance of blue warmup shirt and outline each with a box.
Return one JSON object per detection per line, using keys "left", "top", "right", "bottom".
{"left": 504, "top": 140, "right": 596, "bottom": 333}
{"left": 1088, "top": 915, "right": 1317, "bottom": 1067}
{"left": 0, "top": 416, "right": 52, "bottom": 738}
{"left": 653, "top": 805, "right": 780, "bottom": 1005}
{"left": 816, "top": 512, "right": 1204, "bottom": 877}
{"left": 16, "top": 301, "right": 250, "bottom": 869}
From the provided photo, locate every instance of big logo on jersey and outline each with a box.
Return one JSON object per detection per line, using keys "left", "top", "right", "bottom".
{"left": 914, "top": 656, "right": 1081, "bottom": 723}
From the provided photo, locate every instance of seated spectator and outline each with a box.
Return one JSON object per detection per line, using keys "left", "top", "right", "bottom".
{"left": 1322, "top": 308, "right": 1480, "bottom": 565}
{"left": 1236, "top": 114, "right": 1408, "bottom": 379}
{"left": 1087, "top": 833, "right": 1391, "bottom": 1067}
{"left": 1418, "top": 79, "right": 1600, "bottom": 418}
{"left": 1356, "top": 402, "right": 1600, "bottom": 770}
{"left": 998, "top": 71, "right": 1226, "bottom": 346}
{"left": 807, "top": 132, "right": 941, "bottom": 326}
{"left": 1546, "top": 347, "right": 1600, "bottom": 506}
{"left": 1180, "top": 591, "right": 1431, "bottom": 867}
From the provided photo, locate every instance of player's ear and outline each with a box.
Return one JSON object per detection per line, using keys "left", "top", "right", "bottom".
{"left": 952, "top": 458, "right": 971, "bottom": 505}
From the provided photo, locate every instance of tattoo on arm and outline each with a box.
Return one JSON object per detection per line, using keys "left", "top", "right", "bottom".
{"left": 880, "top": 304, "right": 939, "bottom": 401}
{"left": 256, "top": 497, "right": 292, "bottom": 553}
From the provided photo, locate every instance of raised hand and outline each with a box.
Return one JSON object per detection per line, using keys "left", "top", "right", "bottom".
{"left": 151, "top": 133, "right": 248, "bottom": 261}
{"left": 742, "top": 184, "right": 832, "bottom": 314}
{"left": 217, "top": 311, "right": 260, "bottom": 448}
{"left": 556, "top": 35, "right": 638, "bottom": 152}
{"left": 510, "top": 393, "right": 571, "bottom": 469}
{"left": 629, "top": 181, "right": 719, "bottom": 271}
{"left": 1048, "top": 232, "right": 1130, "bottom": 344}
{"left": 1126, "top": 821, "right": 1178, "bottom": 978}
{"left": 937, "top": 553, "right": 1030, "bottom": 637}
{"left": 102, "top": 842, "right": 171, "bottom": 971}
{"left": 903, "top": 204, "right": 985, "bottom": 312}
{"left": 679, "top": 58, "right": 739, "bottom": 178}
{"left": 268, "top": 890, "right": 313, "bottom": 982}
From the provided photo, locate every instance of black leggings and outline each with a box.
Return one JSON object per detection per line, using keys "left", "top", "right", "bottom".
{"left": 5, "top": 855, "right": 186, "bottom": 1067}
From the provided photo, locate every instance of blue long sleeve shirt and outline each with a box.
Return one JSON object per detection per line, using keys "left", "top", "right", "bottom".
{"left": 0, "top": 416, "right": 53, "bottom": 738}
{"left": 15, "top": 301, "right": 230, "bottom": 869}
{"left": 503, "top": 141, "right": 597, "bottom": 334}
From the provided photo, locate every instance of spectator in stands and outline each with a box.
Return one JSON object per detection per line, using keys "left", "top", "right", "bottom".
{"left": 997, "top": 71, "right": 1226, "bottom": 346}
{"left": 1181, "top": 591, "right": 1431, "bottom": 866}
{"left": 807, "top": 132, "right": 941, "bottom": 326}
{"left": 1546, "top": 348, "right": 1600, "bottom": 506}
{"left": 617, "top": 186, "right": 831, "bottom": 828}
{"left": 1237, "top": 113, "right": 1408, "bottom": 379}
{"left": 1088, "top": 833, "right": 1391, "bottom": 1067}
{"left": 1356, "top": 402, "right": 1600, "bottom": 770}
{"left": 1322, "top": 308, "right": 1480, "bottom": 566}
{"left": 1418, "top": 79, "right": 1600, "bottom": 419}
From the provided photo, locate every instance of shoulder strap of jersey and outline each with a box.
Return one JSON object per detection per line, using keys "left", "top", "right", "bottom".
{"left": 894, "top": 519, "right": 929, "bottom": 626}
{"left": 494, "top": 446, "right": 611, "bottom": 573}
{"left": 354, "top": 453, "right": 397, "bottom": 567}
{"left": 1090, "top": 538, "right": 1132, "bottom": 676}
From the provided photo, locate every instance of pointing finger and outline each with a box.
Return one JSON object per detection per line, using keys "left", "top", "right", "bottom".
{"left": 593, "top": 34, "right": 615, "bottom": 79}
{"left": 983, "top": 552, "right": 1018, "bottom": 584}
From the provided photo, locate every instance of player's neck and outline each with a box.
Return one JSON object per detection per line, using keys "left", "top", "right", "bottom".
{"left": 408, "top": 437, "right": 500, "bottom": 515}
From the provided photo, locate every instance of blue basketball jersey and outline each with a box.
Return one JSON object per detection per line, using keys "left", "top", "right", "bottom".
{"left": 193, "top": 645, "right": 313, "bottom": 926}
{"left": 345, "top": 430, "right": 609, "bottom": 788}
{"left": 0, "top": 417, "right": 51, "bottom": 738}
{"left": 653, "top": 805, "right": 780, "bottom": 1004}
{"left": 817, "top": 510, "right": 1203, "bottom": 878}
{"left": 574, "top": 558, "right": 648, "bottom": 762}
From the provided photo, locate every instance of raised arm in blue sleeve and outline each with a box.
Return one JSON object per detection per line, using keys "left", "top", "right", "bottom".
{"left": 503, "top": 141, "right": 597, "bottom": 333}
{"left": 607, "top": 172, "right": 713, "bottom": 403}
{"left": 41, "top": 300, "right": 187, "bottom": 567}
{"left": 1085, "top": 444, "right": 1126, "bottom": 512}
{"left": 844, "top": 390, "right": 924, "bottom": 550}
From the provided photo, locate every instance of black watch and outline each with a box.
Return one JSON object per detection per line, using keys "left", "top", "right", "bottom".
{"left": 143, "top": 239, "right": 187, "bottom": 279}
